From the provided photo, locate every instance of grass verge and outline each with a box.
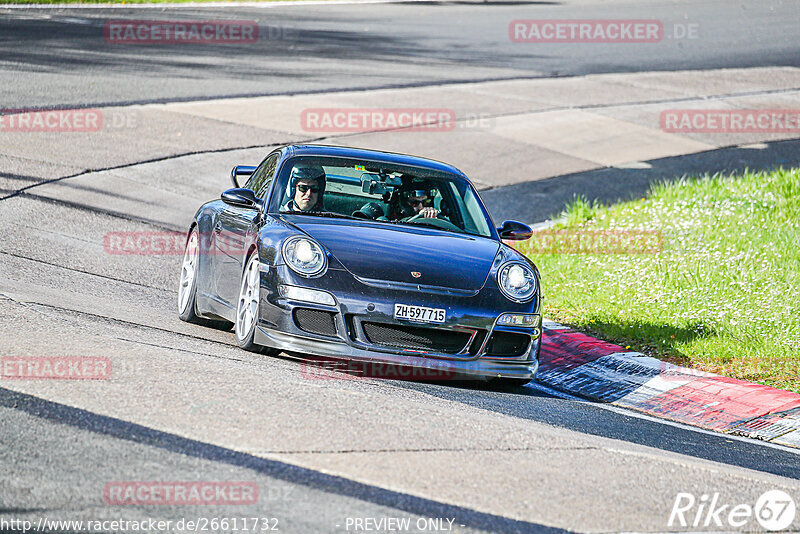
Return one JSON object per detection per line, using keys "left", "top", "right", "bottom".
{"left": 515, "top": 167, "right": 800, "bottom": 393}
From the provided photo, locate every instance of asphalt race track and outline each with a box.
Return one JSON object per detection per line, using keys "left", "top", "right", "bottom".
{"left": 2, "top": 1, "right": 800, "bottom": 533}
{"left": 2, "top": 0, "right": 800, "bottom": 108}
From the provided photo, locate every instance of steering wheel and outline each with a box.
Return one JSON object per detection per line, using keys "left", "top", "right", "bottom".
{"left": 404, "top": 213, "right": 463, "bottom": 233}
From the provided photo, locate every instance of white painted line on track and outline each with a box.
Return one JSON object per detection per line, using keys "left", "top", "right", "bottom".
{"left": 527, "top": 380, "right": 800, "bottom": 456}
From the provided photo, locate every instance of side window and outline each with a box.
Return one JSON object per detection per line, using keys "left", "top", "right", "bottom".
{"left": 458, "top": 183, "right": 490, "bottom": 236}
{"left": 246, "top": 153, "right": 279, "bottom": 197}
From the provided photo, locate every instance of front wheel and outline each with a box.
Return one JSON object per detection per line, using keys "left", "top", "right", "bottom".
{"left": 178, "top": 228, "right": 233, "bottom": 330}
{"left": 177, "top": 229, "right": 201, "bottom": 322}
{"left": 235, "top": 253, "right": 278, "bottom": 355}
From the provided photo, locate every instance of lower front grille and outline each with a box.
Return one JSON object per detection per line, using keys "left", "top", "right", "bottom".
{"left": 294, "top": 308, "right": 337, "bottom": 337}
{"left": 362, "top": 322, "right": 471, "bottom": 354}
{"left": 484, "top": 331, "right": 530, "bottom": 357}
{"left": 468, "top": 330, "right": 488, "bottom": 356}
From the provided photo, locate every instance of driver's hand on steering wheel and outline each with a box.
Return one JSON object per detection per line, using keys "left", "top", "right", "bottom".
{"left": 418, "top": 207, "right": 439, "bottom": 218}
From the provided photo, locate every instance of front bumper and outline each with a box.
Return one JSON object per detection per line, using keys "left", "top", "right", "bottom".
{"left": 254, "top": 326, "right": 540, "bottom": 380}
{"left": 254, "top": 263, "right": 541, "bottom": 380}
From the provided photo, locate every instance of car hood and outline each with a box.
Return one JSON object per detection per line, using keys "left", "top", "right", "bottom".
{"left": 282, "top": 216, "right": 500, "bottom": 291}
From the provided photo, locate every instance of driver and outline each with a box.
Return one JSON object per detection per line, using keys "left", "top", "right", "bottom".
{"left": 390, "top": 183, "right": 440, "bottom": 220}
{"left": 281, "top": 165, "right": 326, "bottom": 212}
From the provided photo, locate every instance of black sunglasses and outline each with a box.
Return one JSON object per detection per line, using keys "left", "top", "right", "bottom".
{"left": 297, "top": 184, "right": 320, "bottom": 194}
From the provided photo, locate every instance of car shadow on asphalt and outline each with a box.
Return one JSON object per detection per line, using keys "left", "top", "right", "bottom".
{"left": 386, "top": 363, "right": 800, "bottom": 480}
{"left": 0, "top": 387, "right": 569, "bottom": 534}
{"left": 482, "top": 137, "right": 800, "bottom": 224}
{"left": 280, "top": 352, "right": 550, "bottom": 393}
{"left": 269, "top": 351, "right": 800, "bottom": 479}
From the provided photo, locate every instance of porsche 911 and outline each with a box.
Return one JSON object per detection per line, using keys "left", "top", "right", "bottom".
{"left": 178, "top": 144, "right": 541, "bottom": 384}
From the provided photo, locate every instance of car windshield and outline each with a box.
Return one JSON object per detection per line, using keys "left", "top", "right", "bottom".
{"left": 268, "top": 155, "right": 495, "bottom": 238}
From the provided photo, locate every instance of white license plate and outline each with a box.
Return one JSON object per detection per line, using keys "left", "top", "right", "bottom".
{"left": 394, "top": 304, "right": 446, "bottom": 323}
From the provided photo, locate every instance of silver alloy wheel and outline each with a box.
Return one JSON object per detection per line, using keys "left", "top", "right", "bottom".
{"left": 178, "top": 231, "right": 199, "bottom": 314}
{"left": 236, "top": 255, "right": 260, "bottom": 340}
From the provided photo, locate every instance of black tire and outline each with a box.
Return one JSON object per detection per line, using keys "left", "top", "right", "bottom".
{"left": 177, "top": 228, "right": 233, "bottom": 330}
{"left": 234, "top": 252, "right": 279, "bottom": 355}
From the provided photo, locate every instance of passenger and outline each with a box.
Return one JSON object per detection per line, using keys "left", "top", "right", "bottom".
{"left": 281, "top": 166, "right": 326, "bottom": 212}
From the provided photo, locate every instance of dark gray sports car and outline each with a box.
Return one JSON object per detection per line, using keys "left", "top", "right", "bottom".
{"left": 178, "top": 144, "right": 541, "bottom": 384}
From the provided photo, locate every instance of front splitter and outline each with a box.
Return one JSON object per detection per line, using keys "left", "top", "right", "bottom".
{"left": 254, "top": 325, "right": 538, "bottom": 380}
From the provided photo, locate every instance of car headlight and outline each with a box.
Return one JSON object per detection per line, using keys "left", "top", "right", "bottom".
{"left": 282, "top": 236, "right": 327, "bottom": 277}
{"left": 497, "top": 262, "right": 537, "bottom": 302}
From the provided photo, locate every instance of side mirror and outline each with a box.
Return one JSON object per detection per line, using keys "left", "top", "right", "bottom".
{"left": 221, "top": 188, "right": 260, "bottom": 210}
{"left": 497, "top": 220, "right": 532, "bottom": 241}
{"left": 230, "top": 165, "right": 257, "bottom": 188}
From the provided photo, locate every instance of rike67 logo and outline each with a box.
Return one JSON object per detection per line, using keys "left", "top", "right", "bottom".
{"left": 669, "top": 490, "right": 796, "bottom": 531}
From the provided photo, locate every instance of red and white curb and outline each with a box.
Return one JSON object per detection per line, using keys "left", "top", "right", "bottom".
{"left": 539, "top": 320, "right": 800, "bottom": 449}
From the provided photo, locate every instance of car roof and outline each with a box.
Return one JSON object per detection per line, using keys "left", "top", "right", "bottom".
{"left": 284, "top": 144, "right": 466, "bottom": 178}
